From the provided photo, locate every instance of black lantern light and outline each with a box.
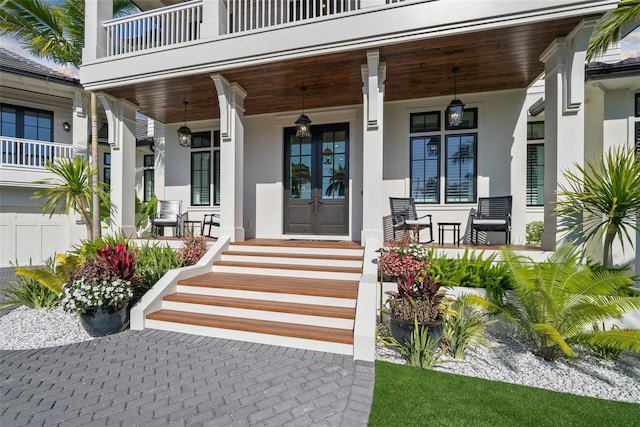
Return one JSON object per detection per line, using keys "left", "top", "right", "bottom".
{"left": 62, "top": 122, "right": 71, "bottom": 132}
{"left": 446, "top": 67, "right": 465, "bottom": 128}
{"left": 295, "top": 86, "right": 311, "bottom": 138}
{"left": 177, "top": 101, "right": 192, "bottom": 147}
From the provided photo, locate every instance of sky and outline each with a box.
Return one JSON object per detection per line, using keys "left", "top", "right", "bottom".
{"left": 1, "top": 24, "right": 638, "bottom": 80}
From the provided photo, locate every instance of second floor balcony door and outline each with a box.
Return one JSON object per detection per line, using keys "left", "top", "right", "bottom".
{"left": 284, "top": 123, "right": 349, "bottom": 235}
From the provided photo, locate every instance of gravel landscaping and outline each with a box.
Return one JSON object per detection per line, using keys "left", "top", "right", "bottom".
{"left": 2, "top": 305, "right": 639, "bottom": 404}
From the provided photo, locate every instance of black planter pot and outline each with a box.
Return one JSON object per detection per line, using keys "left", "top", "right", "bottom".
{"left": 79, "top": 304, "right": 130, "bottom": 337}
{"left": 389, "top": 313, "right": 443, "bottom": 346}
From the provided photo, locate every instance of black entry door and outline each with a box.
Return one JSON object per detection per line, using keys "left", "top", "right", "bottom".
{"left": 284, "top": 123, "right": 349, "bottom": 235}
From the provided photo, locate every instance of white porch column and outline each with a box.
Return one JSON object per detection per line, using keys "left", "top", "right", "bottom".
{"left": 211, "top": 74, "right": 247, "bottom": 242}
{"left": 360, "top": 50, "right": 386, "bottom": 243}
{"left": 83, "top": 0, "right": 111, "bottom": 61}
{"left": 71, "top": 89, "right": 89, "bottom": 158}
{"left": 539, "top": 19, "right": 597, "bottom": 251}
{"left": 97, "top": 94, "right": 138, "bottom": 237}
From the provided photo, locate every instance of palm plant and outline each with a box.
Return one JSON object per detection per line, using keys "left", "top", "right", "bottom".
{"left": 13, "top": 252, "right": 80, "bottom": 295}
{"left": 0, "top": 0, "right": 137, "bottom": 239}
{"left": 587, "top": 0, "right": 640, "bottom": 61}
{"left": 469, "top": 245, "right": 640, "bottom": 361}
{"left": 33, "top": 157, "right": 109, "bottom": 240}
{"left": 555, "top": 145, "right": 640, "bottom": 268}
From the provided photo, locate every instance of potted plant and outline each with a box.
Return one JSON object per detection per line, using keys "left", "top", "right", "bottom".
{"left": 379, "top": 243, "right": 446, "bottom": 345}
{"left": 60, "top": 242, "right": 139, "bottom": 336}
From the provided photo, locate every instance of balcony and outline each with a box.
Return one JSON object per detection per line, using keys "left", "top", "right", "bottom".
{"left": 0, "top": 137, "right": 74, "bottom": 186}
{"left": 103, "top": 0, "right": 405, "bottom": 56}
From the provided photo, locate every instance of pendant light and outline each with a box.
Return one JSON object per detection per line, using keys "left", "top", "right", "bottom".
{"left": 177, "top": 101, "right": 192, "bottom": 147}
{"left": 446, "top": 67, "right": 465, "bottom": 128}
{"left": 295, "top": 86, "right": 311, "bottom": 138}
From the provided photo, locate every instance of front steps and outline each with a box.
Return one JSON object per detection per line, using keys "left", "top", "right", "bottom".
{"left": 145, "top": 241, "right": 364, "bottom": 355}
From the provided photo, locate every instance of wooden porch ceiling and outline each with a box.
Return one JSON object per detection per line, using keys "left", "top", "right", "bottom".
{"left": 103, "top": 16, "right": 585, "bottom": 124}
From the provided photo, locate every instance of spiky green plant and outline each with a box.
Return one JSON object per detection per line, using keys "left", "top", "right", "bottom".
{"left": 1, "top": 260, "right": 60, "bottom": 309}
{"left": 13, "top": 253, "right": 80, "bottom": 295}
{"left": 442, "top": 294, "right": 492, "bottom": 359}
{"left": 467, "top": 245, "right": 640, "bottom": 360}
{"left": 32, "top": 157, "right": 109, "bottom": 241}
{"left": 555, "top": 145, "right": 640, "bottom": 268}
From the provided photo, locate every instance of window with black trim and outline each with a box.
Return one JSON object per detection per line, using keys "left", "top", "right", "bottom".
{"left": 635, "top": 93, "right": 639, "bottom": 117}
{"left": 410, "top": 136, "right": 440, "bottom": 203}
{"left": 103, "top": 152, "right": 111, "bottom": 188}
{"left": 190, "top": 131, "right": 221, "bottom": 206}
{"left": 445, "top": 134, "right": 477, "bottom": 203}
{"left": 410, "top": 112, "right": 440, "bottom": 133}
{"left": 527, "top": 144, "right": 544, "bottom": 206}
{"left": 143, "top": 154, "right": 154, "bottom": 202}
{"left": 0, "top": 103, "right": 53, "bottom": 141}
{"left": 527, "top": 121, "right": 544, "bottom": 140}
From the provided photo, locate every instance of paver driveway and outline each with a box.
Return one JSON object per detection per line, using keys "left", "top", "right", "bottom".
{"left": 1, "top": 329, "right": 374, "bottom": 426}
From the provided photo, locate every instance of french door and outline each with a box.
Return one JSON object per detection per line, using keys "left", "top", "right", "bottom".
{"left": 284, "top": 123, "right": 349, "bottom": 235}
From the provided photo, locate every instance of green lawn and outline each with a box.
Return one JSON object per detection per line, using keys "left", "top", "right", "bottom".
{"left": 369, "top": 361, "right": 640, "bottom": 427}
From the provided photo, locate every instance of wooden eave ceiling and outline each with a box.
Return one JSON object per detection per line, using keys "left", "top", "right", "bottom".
{"left": 104, "top": 16, "right": 585, "bottom": 124}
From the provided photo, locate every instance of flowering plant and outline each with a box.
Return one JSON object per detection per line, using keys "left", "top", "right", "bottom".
{"left": 176, "top": 235, "right": 207, "bottom": 266}
{"left": 379, "top": 244, "right": 445, "bottom": 323}
{"left": 60, "top": 276, "right": 133, "bottom": 315}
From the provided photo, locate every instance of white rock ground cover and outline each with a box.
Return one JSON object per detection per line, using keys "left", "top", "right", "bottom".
{"left": 1, "top": 306, "right": 639, "bottom": 404}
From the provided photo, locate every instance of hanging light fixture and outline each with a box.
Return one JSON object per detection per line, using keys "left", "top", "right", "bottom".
{"left": 177, "top": 101, "right": 192, "bottom": 147}
{"left": 446, "top": 67, "right": 465, "bottom": 128}
{"left": 295, "top": 86, "right": 311, "bottom": 138}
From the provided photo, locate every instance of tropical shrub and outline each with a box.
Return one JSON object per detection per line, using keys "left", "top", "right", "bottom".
{"left": 429, "top": 248, "right": 513, "bottom": 304}
{"left": 13, "top": 253, "right": 80, "bottom": 295}
{"left": 380, "top": 318, "right": 443, "bottom": 369}
{"left": 0, "top": 260, "right": 60, "bottom": 310}
{"left": 556, "top": 145, "right": 640, "bottom": 268}
{"left": 96, "top": 243, "right": 137, "bottom": 282}
{"left": 136, "top": 243, "right": 181, "bottom": 294}
{"left": 468, "top": 245, "right": 640, "bottom": 360}
{"left": 525, "top": 221, "right": 544, "bottom": 247}
{"left": 176, "top": 235, "right": 208, "bottom": 266}
{"left": 442, "top": 294, "right": 491, "bottom": 359}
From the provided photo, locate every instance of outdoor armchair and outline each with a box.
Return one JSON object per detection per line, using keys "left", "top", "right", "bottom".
{"left": 470, "top": 196, "right": 512, "bottom": 245}
{"left": 151, "top": 200, "right": 184, "bottom": 237}
{"left": 389, "top": 197, "right": 434, "bottom": 243}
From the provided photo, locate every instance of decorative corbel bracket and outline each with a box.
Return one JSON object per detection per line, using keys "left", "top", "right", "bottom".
{"left": 211, "top": 74, "right": 247, "bottom": 142}
{"left": 361, "top": 50, "right": 386, "bottom": 129}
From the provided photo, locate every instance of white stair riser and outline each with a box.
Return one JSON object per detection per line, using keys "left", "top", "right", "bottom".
{"left": 162, "top": 301, "right": 354, "bottom": 329}
{"left": 229, "top": 245, "right": 363, "bottom": 257}
{"left": 221, "top": 254, "right": 362, "bottom": 268}
{"left": 212, "top": 265, "right": 361, "bottom": 281}
{"left": 145, "top": 320, "right": 353, "bottom": 355}
{"left": 177, "top": 285, "right": 356, "bottom": 308}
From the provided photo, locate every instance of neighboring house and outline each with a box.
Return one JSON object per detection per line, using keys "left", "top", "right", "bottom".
{"left": 0, "top": 47, "right": 86, "bottom": 267}
{"left": 81, "top": 0, "right": 638, "bottom": 270}
{"left": 0, "top": 47, "right": 157, "bottom": 266}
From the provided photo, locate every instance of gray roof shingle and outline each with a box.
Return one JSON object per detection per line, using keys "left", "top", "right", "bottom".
{"left": 0, "top": 47, "right": 79, "bottom": 85}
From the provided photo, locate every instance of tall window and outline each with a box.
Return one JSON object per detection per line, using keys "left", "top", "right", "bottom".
{"left": 445, "top": 134, "right": 477, "bottom": 203}
{"left": 0, "top": 104, "right": 53, "bottom": 141}
{"left": 410, "top": 136, "right": 440, "bottom": 203}
{"left": 143, "top": 154, "right": 154, "bottom": 202}
{"left": 527, "top": 145, "right": 544, "bottom": 206}
{"left": 526, "top": 121, "right": 544, "bottom": 206}
{"left": 190, "top": 131, "right": 220, "bottom": 206}
{"left": 103, "top": 152, "right": 111, "bottom": 188}
{"left": 410, "top": 109, "right": 478, "bottom": 204}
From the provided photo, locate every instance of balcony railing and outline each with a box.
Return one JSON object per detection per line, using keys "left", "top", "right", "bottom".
{"left": 103, "top": 0, "right": 408, "bottom": 57}
{"left": 0, "top": 138, "right": 73, "bottom": 169}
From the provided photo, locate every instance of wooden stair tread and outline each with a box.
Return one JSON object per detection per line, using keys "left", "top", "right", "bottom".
{"left": 147, "top": 309, "right": 354, "bottom": 344}
{"left": 214, "top": 260, "right": 362, "bottom": 274}
{"left": 165, "top": 293, "right": 356, "bottom": 319}
{"left": 178, "top": 272, "right": 359, "bottom": 299}
{"left": 231, "top": 239, "right": 363, "bottom": 250}
{"left": 222, "top": 251, "right": 363, "bottom": 262}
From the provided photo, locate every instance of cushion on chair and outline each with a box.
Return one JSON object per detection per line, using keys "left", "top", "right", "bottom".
{"left": 472, "top": 219, "right": 507, "bottom": 226}
{"left": 152, "top": 219, "right": 178, "bottom": 226}
{"left": 405, "top": 219, "right": 431, "bottom": 226}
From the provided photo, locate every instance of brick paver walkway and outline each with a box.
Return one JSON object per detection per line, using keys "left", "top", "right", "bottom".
{"left": 1, "top": 329, "right": 374, "bottom": 426}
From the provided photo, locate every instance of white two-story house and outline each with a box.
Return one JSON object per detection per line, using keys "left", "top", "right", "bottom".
{"left": 81, "top": 0, "right": 638, "bottom": 266}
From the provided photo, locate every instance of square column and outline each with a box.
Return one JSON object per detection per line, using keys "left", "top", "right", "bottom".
{"left": 83, "top": 0, "right": 112, "bottom": 61}
{"left": 212, "top": 74, "right": 247, "bottom": 242}
{"left": 360, "top": 50, "right": 386, "bottom": 244}
{"left": 71, "top": 90, "right": 89, "bottom": 158}
{"left": 97, "top": 94, "right": 138, "bottom": 237}
{"left": 539, "top": 19, "right": 597, "bottom": 251}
